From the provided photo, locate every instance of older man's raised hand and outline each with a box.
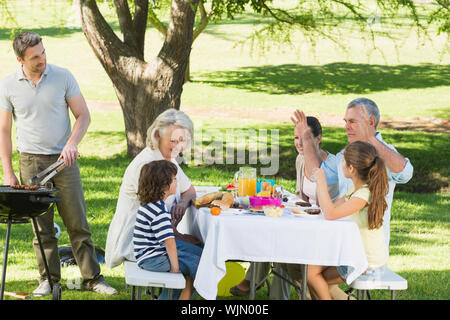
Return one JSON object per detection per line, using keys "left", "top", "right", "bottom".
{"left": 357, "top": 105, "right": 377, "bottom": 143}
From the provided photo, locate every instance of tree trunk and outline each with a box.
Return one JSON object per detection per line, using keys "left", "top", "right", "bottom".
{"left": 184, "top": 59, "right": 191, "bottom": 83}
{"left": 78, "top": 0, "right": 198, "bottom": 158}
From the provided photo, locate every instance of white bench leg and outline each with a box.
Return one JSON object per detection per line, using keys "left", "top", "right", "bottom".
{"left": 131, "top": 286, "right": 136, "bottom": 300}
{"left": 356, "top": 290, "right": 368, "bottom": 300}
{"left": 356, "top": 289, "right": 397, "bottom": 300}
{"left": 130, "top": 286, "right": 144, "bottom": 300}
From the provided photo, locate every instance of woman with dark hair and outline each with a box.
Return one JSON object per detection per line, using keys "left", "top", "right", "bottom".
{"left": 294, "top": 116, "right": 339, "bottom": 205}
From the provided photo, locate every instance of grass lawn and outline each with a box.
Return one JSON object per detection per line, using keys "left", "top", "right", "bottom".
{"left": 1, "top": 109, "right": 449, "bottom": 300}
{"left": 0, "top": 0, "right": 449, "bottom": 300}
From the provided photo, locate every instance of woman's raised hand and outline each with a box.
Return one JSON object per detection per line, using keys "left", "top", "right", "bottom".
{"left": 291, "top": 110, "right": 310, "bottom": 138}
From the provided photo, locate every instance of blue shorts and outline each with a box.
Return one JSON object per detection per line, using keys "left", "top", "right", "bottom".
{"left": 138, "top": 239, "right": 203, "bottom": 278}
{"left": 337, "top": 264, "right": 387, "bottom": 282}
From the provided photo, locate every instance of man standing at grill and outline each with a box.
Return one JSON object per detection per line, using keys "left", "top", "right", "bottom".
{"left": 0, "top": 31, "right": 117, "bottom": 296}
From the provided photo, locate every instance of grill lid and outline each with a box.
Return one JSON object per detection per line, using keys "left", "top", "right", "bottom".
{"left": 0, "top": 185, "right": 56, "bottom": 194}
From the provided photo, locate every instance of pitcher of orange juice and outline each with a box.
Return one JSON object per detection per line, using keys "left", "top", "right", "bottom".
{"left": 234, "top": 167, "right": 257, "bottom": 197}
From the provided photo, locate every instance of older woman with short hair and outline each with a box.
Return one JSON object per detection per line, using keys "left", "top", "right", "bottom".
{"left": 105, "top": 108, "right": 198, "bottom": 269}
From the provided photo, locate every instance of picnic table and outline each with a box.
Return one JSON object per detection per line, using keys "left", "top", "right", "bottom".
{"left": 177, "top": 186, "right": 368, "bottom": 300}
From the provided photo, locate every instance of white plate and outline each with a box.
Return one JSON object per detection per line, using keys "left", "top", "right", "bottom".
{"left": 285, "top": 198, "right": 316, "bottom": 207}
{"left": 292, "top": 212, "right": 322, "bottom": 219}
{"left": 221, "top": 208, "right": 246, "bottom": 215}
{"left": 291, "top": 207, "right": 322, "bottom": 217}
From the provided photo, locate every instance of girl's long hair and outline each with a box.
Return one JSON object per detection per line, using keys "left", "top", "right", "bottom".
{"left": 343, "top": 141, "right": 388, "bottom": 230}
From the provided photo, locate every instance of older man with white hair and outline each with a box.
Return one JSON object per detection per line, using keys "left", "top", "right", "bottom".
{"left": 292, "top": 97, "right": 413, "bottom": 249}
{"left": 285, "top": 98, "right": 413, "bottom": 300}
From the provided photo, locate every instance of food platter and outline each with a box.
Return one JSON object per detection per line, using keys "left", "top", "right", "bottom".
{"left": 283, "top": 197, "right": 323, "bottom": 217}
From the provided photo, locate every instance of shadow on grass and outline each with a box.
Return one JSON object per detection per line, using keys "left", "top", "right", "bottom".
{"left": 197, "top": 62, "right": 450, "bottom": 99}
{"left": 0, "top": 27, "right": 81, "bottom": 40}
{"left": 389, "top": 232, "right": 439, "bottom": 257}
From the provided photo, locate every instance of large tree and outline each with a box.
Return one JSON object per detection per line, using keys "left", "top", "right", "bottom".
{"left": 77, "top": 0, "right": 448, "bottom": 158}
{"left": 79, "top": 0, "right": 199, "bottom": 157}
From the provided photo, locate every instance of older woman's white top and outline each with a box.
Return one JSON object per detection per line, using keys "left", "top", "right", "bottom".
{"left": 105, "top": 147, "right": 191, "bottom": 268}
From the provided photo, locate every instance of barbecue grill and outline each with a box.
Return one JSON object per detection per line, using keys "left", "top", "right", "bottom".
{"left": 0, "top": 185, "right": 62, "bottom": 300}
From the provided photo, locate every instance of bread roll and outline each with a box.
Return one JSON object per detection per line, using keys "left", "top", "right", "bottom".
{"left": 211, "top": 192, "right": 235, "bottom": 210}
{"left": 196, "top": 191, "right": 223, "bottom": 206}
{"left": 291, "top": 208, "right": 306, "bottom": 214}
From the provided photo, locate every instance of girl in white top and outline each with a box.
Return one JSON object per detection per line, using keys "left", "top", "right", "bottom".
{"left": 308, "top": 141, "right": 389, "bottom": 300}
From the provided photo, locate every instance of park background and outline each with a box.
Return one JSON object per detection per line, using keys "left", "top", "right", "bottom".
{"left": 0, "top": 0, "right": 448, "bottom": 300}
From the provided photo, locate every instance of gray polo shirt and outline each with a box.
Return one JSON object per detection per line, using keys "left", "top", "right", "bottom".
{"left": 0, "top": 64, "right": 80, "bottom": 154}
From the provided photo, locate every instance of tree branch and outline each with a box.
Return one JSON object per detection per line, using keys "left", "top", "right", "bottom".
{"left": 148, "top": 6, "right": 168, "bottom": 36}
{"left": 79, "top": 0, "right": 125, "bottom": 63}
{"left": 331, "top": 0, "right": 366, "bottom": 22}
{"left": 78, "top": 0, "right": 144, "bottom": 85}
{"left": 259, "top": 0, "right": 295, "bottom": 25}
{"left": 193, "top": 0, "right": 213, "bottom": 40}
{"left": 159, "top": 0, "right": 198, "bottom": 66}
{"left": 113, "top": 0, "right": 142, "bottom": 56}
{"left": 133, "top": 0, "right": 149, "bottom": 54}
{"left": 157, "top": 0, "right": 199, "bottom": 107}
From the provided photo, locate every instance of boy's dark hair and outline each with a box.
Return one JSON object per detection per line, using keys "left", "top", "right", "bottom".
{"left": 137, "top": 160, "right": 178, "bottom": 205}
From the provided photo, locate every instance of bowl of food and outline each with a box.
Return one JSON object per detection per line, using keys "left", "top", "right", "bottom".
{"left": 263, "top": 206, "right": 283, "bottom": 217}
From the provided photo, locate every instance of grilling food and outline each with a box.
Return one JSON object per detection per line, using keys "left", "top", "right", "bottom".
{"left": 195, "top": 191, "right": 223, "bottom": 206}
{"left": 10, "top": 185, "right": 40, "bottom": 190}
{"left": 211, "top": 192, "right": 235, "bottom": 210}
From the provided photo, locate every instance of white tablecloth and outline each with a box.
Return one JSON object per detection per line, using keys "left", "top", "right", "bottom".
{"left": 188, "top": 206, "right": 368, "bottom": 300}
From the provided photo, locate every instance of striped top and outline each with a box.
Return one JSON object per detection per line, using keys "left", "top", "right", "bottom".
{"left": 133, "top": 200, "right": 174, "bottom": 264}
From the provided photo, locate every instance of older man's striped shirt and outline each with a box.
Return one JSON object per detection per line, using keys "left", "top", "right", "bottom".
{"left": 133, "top": 200, "right": 174, "bottom": 264}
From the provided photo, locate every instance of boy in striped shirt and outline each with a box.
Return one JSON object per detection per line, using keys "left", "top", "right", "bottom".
{"left": 133, "top": 160, "right": 202, "bottom": 300}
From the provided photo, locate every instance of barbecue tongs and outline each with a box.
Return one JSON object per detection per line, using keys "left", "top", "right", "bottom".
{"left": 29, "top": 160, "right": 66, "bottom": 187}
